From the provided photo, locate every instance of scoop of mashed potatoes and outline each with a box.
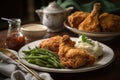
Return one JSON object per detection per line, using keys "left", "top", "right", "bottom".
{"left": 75, "top": 35, "right": 103, "bottom": 58}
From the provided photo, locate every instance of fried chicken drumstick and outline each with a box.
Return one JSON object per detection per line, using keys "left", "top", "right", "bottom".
{"left": 78, "top": 3, "right": 101, "bottom": 32}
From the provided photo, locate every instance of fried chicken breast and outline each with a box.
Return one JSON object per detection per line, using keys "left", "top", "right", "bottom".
{"left": 58, "top": 35, "right": 96, "bottom": 68}
{"left": 99, "top": 13, "right": 120, "bottom": 32}
{"left": 68, "top": 11, "right": 89, "bottom": 28}
{"left": 39, "top": 35, "right": 62, "bottom": 53}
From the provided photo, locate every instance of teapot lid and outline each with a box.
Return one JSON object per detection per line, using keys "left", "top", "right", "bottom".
{"left": 43, "top": 1, "right": 64, "bottom": 13}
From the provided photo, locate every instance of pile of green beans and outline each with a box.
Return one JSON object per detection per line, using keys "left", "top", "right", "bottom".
{"left": 22, "top": 47, "right": 64, "bottom": 68}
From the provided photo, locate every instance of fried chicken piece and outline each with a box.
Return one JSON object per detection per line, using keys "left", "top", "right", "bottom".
{"left": 99, "top": 13, "right": 120, "bottom": 32}
{"left": 58, "top": 35, "right": 96, "bottom": 68}
{"left": 68, "top": 11, "right": 89, "bottom": 28}
{"left": 39, "top": 35, "right": 62, "bottom": 53}
{"left": 78, "top": 3, "right": 101, "bottom": 32}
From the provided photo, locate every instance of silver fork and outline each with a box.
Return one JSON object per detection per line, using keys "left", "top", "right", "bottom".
{"left": 0, "top": 48, "right": 44, "bottom": 80}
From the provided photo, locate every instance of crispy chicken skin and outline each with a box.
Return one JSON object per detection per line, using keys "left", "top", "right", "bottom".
{"left": 39, "top": 35, "right": 62, "bottom": 53}
{"left": 78, "top": 3, "right": 101, "bottom": 32}
{"left": 67, "top": 2, "right": 120, "bottom": 32}
{"left": 68, "top": 11, "right": 89, "bottom": 28}
{"left": 58, "top": 35, "right": 96, "bottom": 68}
{"left": 99, "top": 13, "right": 120, "bottom": 32}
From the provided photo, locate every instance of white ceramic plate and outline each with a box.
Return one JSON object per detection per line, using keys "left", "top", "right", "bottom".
{"left": 64, "top": 21, "right": 120, "bottom": 41}
{"left": 18, "top": 38, "right": 114, "bottom": 73}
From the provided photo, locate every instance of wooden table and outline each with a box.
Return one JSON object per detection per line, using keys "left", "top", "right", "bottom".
{"left": 0, "top": 28, "right": 120, "bottom": 80}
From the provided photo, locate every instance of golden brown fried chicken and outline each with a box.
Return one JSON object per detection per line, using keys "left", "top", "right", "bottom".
{"left": 68, "top": 11, "right": 89, "bottom": 28}
{"left": 39, "top": 35, "right": 62, "bottom": 53}
{"left": 58, "top": 35, "right": 96, "bottom": 68}
{"left": 78, "top": 3, "right": 101, "bottom": 32}
{"left": 99, "top": 13, "right": 120, "bottom": 32}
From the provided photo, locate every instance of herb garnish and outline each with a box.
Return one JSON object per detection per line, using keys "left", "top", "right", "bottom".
{"left": 81, "top": 34, "right": 93, "bottom": 45}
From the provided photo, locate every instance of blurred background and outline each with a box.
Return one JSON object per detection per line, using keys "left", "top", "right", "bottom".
{"left": 0, "top": 0, "right": 120, "bottom": 30}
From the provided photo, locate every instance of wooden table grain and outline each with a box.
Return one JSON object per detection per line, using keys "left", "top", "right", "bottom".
{"left": 0, "top": 28, "right": 120, "bottom": 80}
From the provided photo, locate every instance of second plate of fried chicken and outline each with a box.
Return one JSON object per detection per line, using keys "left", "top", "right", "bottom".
{"left": 65, "top": 2, "right": 120, "bottom": 41}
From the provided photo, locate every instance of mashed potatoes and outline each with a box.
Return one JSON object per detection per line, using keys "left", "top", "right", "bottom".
{"left": 75, "top": 35, "right": 103, "bottom": 58}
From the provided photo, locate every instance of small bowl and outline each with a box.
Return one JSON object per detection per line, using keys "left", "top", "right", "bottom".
{"left": 21, "top": 24, "right": 48, "bottom": 41}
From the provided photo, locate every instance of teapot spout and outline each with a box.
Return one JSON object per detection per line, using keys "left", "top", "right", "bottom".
{"left": 35, "top": 9, "right": 43, "bottom": 23}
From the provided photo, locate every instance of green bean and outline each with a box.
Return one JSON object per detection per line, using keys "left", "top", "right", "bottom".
{"left": 35, "top": 47, "right": 58, "bottom": 56}
{"left": 24, "top": 47, "right": 58, "bottom": 58}
{"left": 39, "top": 59, "right": 49, "bottom": 65}
{"left": 35, "top": 59, "right": 46, "bottom": 66}
{"left": 22, "top": 55, "right": 50, "bottom": 59}
{"left": 27, "top": 59, "right": 36, "bottom": 64}
{"left": 22, "top": 51, "right": 31, "bottom": 55}
{"left": 42, "top": 48, "right": 58, "bottom": 58}
{"left": 50, "top": 57, "right": 62, "bottom": 68}
{"left": 46, "top": 64, "right": 55, "bottom": 68}
{"left": 47, "top": 58, "right": 59, "bottom": 68}
{"left": 27, "top": 58, "right": 57, "bottom": 68}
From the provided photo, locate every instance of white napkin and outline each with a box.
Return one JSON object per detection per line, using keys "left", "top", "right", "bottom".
{"left": 0, "top": 51, "right": 54, "bottom": 80}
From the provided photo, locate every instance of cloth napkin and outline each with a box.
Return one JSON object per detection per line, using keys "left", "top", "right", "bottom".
{"left": 0, "top": 51, "right": 54, "bottom": 80}
{"left": 58, "top": 0, "right": 120, "bottom": 14}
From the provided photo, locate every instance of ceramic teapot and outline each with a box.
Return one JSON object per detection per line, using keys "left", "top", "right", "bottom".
{"left": 35, "top": 1, "right": 73, "bottom": 32}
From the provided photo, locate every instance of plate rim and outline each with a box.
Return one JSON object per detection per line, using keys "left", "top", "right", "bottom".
{"left": 18, "top": 38, "right": 114, "bottom": 73}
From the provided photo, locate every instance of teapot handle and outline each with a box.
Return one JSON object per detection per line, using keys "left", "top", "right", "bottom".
{"left": 66, "top": 7, "right": 74, "bottom": 15}
{"left": 35, "top": 9, "right": 43, "bottom": 24}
